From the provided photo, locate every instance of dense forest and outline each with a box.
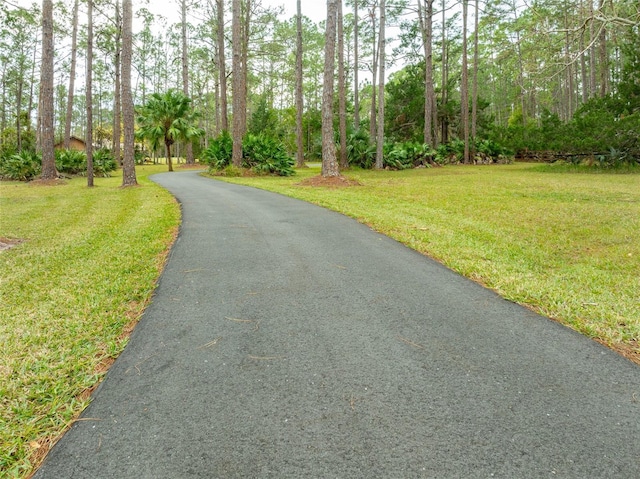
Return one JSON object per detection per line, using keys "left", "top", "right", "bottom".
{"left": 1, "top": 0, "right": 638, "bottom": 180}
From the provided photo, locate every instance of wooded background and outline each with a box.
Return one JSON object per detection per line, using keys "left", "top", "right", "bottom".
{"left": 1, "top": 0, "right": 638, "bottom": 171}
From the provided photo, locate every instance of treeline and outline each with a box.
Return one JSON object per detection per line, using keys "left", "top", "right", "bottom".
{"left": 1, "top": 0, "right": 639, "bottom": 180}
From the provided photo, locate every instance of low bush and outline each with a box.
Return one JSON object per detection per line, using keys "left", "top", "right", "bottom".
{"left": 92, "top": 149, "right": 118, "bottom": 177}
{"left": 346, "top": 129, "right": 376, "bottom": 169}
{"left": 204, "top": 131, "right": 294, "bottom": 176}
{"left": 55, "top": 149, "right": 86, "bottom": 174}
{"left": 0, "top": 150, "right": 41, "bottom": 181}
{"left": 201, "top": 130, "right": 233, "bottom": 169}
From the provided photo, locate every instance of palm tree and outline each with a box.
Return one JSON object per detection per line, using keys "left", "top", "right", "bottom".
{"left": 136, "top": 89, "right": 202, "bottom": 172}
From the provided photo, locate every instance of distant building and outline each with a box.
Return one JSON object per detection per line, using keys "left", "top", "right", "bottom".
{"left": 54, "top": 136, "right": 86, "bottom": 152}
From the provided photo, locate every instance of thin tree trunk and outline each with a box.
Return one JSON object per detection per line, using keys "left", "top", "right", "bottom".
{"left": 589, "top": 0, "right": 597, "bottom": 97}
{"left": 113, "top": 1, "right": 121, "bottom": 165}
{"left": 182, "top": 0, "right": 195, "bottom": 164}
{"left": 64, "top": 0, "right": 79, "bottom": 149}
{"left": 580, "top": 0, "right": 588, "bottom": 103}
{"left": 471, "top": 0, "right": 479, "bottom": 144}
{"left": 321, "top": 0, "right": 339, "bottom": 177}
{"left": 295, "top": 0, "right": 305, "bottom": 167}
{"left": 597, "top": 0, "right": 608, "bottom": 97}
{"left": 375, "top": 0, "right": 385, "bottom": 169}
{"left": 16, "top": 46, "right": 24, "bottom": 152}
{"left": 353, "top": 0, "right": 360, "bottom": 131}
{"left": 217, "top": 0, "right": 228, "bottom": 131}
{"left": 461, "top": 0, "right": 469, "bottom": 164}
{"left": 28, "top": 34, "right": 37, "bottom": 129}
{"left": 86, "top": 0, "right": 94, "bottom": 186}
{"left": 338, "top": 0, "right": 348, "bottom": 169}
{"left": 441, "top": 0, "right": 447, "bottom": 144}
{"left": 121, "top": 0, "right": 138, "bottom": 186}
{"left": 418, "top": 0, "right": 436, "bottom": 146}
{"left": 231, "top": 0, "right": 243, "bottom": 167}
{"left": 369, "top": 5, "right": 377, "bottom": 142}
{"left": 40, "top": 0, "right": 56, "bottom": 179}
{"left": 241, "top": 0, "right": 250, "bottom": 138}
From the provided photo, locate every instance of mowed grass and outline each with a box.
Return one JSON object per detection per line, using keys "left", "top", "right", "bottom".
{"left": 0, "top": 166, "right": 180, "bottom": 478}
{"left": 213, "top": 163, "right": 640, "bottom": 361}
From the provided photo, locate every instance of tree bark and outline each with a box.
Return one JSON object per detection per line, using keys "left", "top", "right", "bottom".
{"left": 217, "top": 0, "right": 228, "bottom": 131}
{"left": 113, "top": 0, "right": 121, "bottom": 165}
{"left": 369, "top": 5, "right": 377, "bottom": 142}
{"left": 295, "top": 0, "right": 305, "bottom": 167}
{"left": 182, "top": 0, "right": 195, "bottom": 164}
{"left": 471, "top": 0, "right": 479, "bottom": 143}
{"left": 321, "top": 0, "right": 339, "bottom": 177}
{"left": 64, "top": 0, "right": 79, "bottom": 150}
{"left": 39, "top": 0, "right": 57, "bottom": 180}
{"left": 231, "top": 0, "right": 243, "bottom": 167}
{"left": 86, "top": 0, "right": 94, "bottom": 187}
{"left": 461, "top": 0, "right": 469, "bottom": 164}
{"left": 418, "top": 0, "right": 436, "bottom": 146}
{"left": 338, "top": 0, "right": 348, "bottom": 169}
{"left": 121, "top": 0, "right": 138, "bottom": 186}
{"left": 375, "top": 0, "right": 385, "bottom": 170}
{"left": 441, "top": 0, "right": 447, "bottom": 144}
{"left": 353, "top": 0, "right": 360, "bottom": 131}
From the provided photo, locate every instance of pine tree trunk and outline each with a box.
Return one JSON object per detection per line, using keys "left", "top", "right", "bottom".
{"left": 597, "top": 0, "right": 608, "bottom": 97}
{"left": 218, "top": 0, "right": 228, "bottom": 131}
{"left": 375, "top": 0, "right": 385, "bottom": 170}
{"left": 121, "top": 0, "right": 138, "bottom": 186}
{"left": 441, "top": 0, "right": 447, "bottom": 144}
{"left": 471, "top": 0, "right": 479, "bottom": 143}
{"left": 338, "top": 0, "right": 348, "bottom": 169}
{"left": 182, "top": 0, "right": 195, "bottom": 164}
{"left": 418, "top": 0, "right": 436, "bottom": 147}
{"left": 231, "top": 0, "right": 243, "bottom": 167}
{"left": 40, "top": 0, "right": 57, "bottom": 180}
{"left": 295, "top": 0, "right": 305, "bottom": 167}
{"left": 461, "top": 0, "right": 469, "bottom": 164}
{"left": 86, "top": 0, "right": 94, "bottom": 187}
{"left": 64, "top": 0, "right": 79, "bottom": 149}
{"left": 321, "top": 0, "right": 339, "bottom": 177}
{"left": 579, "top": 0, "right": 588, "bottom": 104}
{"left": 113, "top": 1, "right": 121, "bottom": 165}
{"left": 353, "top": 0, "right": 360, "bottom": 131}
{"left": 369, "top": 6, "right": 377, "bottom": 143}
{"left": 589, "top": 0, "right": 597, "bottom": 97}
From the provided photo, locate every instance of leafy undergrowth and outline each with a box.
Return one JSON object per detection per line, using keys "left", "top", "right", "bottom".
{"left": 214, "top": 163, "right": 640, "bottom": 364}
{"left": 0, "top": 166, "right": 180, "bottom": 478}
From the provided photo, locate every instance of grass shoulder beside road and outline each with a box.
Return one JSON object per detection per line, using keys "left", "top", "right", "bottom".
{"left": 0, "top": 166, "right": 180, "bottom": 478}
{"left": 210, "top": 163, "right": 640, "bottom": 363}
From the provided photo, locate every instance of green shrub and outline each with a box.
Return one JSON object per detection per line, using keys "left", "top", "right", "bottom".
{"left": 346, "top": 129, "right": 376, "bottom": 169}
{"left": 242, "top": 133, "right": 295, "bottom": 176}
{"left": 205, "top": 131, "right": 294, "bottom": 176}
{"left": 55, "top": 149, "right": 86, "bottom": 174}
{"left": 0, "top": 151, "right": 41, "bottom": 181}
{"left": 202, "top": 131, "right": 233, "bottom": 169}
{"left": 92, "top": 149, "right": 118, "bottom": 176}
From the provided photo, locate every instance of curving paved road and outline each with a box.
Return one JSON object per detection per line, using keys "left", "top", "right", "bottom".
{"left": 35, "top": 171, "right": 639, "bottom": 478}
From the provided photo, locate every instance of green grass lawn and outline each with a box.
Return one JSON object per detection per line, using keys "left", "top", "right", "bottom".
{"left": 211, "top": 163, "right": 640, "bottom": 362}
{"left": 0, "top": 166, "right": 180, "bottom": 478}
{"left": 1, "top": 162, "right": 638, "bottom": 477}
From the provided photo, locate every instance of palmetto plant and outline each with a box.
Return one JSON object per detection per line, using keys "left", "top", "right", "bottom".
{"left": 135, "top": 90, "right": 202, "bottom": 172}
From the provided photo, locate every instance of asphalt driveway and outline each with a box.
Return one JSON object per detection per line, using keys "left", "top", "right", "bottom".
{"left": 34, "top": 170, "right": 640, "bottom": 478}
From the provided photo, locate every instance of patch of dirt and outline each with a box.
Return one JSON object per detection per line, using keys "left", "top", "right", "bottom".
{"left": 296, "top": 175, "right": 362, "bottom": 188}
{"left": 0, "top": 237, "right": 24, "bottom": 252}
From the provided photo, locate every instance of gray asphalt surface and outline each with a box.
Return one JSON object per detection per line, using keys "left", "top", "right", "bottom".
{"left": 34, "top": 171, "right": 639, "bottom": 478}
